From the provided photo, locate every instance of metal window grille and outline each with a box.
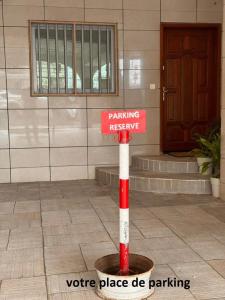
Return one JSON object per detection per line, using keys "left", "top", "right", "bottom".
{"left": 31, "top": 23, "right": 116, "bottom": 95}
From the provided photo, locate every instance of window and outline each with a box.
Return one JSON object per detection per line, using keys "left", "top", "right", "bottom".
{"left": 30, "top": 22, "right": 117, "bottom": 96}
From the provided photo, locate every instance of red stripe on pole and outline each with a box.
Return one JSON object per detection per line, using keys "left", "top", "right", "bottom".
{"left": 120, "top": 243, "right": 129, "bottom": 275}
{"left": 119, "top": 179, "right": 129, "bottom": 209}
{"left": 118, "top": 130, "right": 129, "bottom": 144}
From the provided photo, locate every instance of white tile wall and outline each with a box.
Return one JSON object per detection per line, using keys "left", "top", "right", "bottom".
{"left": 0, "top": 0, "right": 223, "bottom": 183}
{"left": 9, "top": 110, "right": 49, "bottom": 148}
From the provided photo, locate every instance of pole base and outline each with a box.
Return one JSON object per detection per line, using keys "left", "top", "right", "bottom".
{"left": 95, "top": 253, "right": 154, "bottom": 300}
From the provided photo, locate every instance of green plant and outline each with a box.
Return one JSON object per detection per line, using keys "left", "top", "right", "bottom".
{"left": 199, "top": 133, "right": 221, "bottom": 178}
{"left": 192, "top": 121, "right": 221, "bottom": 159}
{"left": 192, "top": 135, "right": 212, "bottom": 158}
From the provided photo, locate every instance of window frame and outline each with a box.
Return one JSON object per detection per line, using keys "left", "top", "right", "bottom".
{"left": 29, "top": 20, "right": 119, "bottom": 97}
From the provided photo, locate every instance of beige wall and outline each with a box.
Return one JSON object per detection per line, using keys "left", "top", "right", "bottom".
{"left": 0, "top": 0, "right": 223, "bottom": 182}
{"left": 221, "top": 0, "right": 225, "bottom": 199}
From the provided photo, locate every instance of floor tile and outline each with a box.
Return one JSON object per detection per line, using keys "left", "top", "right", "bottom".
{"left": 80, "top": 241, "right": 117, "bottom": 270}
{"left": 43, "top": 222, "right": 105, "bottom": 236}
{"left": 0, "top": 212, "right": 41, "bottom": 230}
{"left": 49, "top": 290, "right": 100, "bottom": 300}
{"left": 44, "top": 246, "right": 86, "bottom": 275}
{"left": 0, "top": 202, "right": 15, "bottom": 215}
{"left": 208, "top": 259, "right": 225, "bottom": 278}
{"left": 130, "top": 236, "right": 187, "bottom": 252}
{"left": 187, "top": 239, "right": 225, "bottom": 260}
{"left": 150, "top": 265, "right": 194, "bottom": 300}
{"left": 89, "top": 196, "right": 117, "bottom": 208}
{"left": 42, "top": 211, "right": 71, "bottom": 226}
{"left": 69, "top": 208, "right": 100, "bottom": 224}
{"left": 0, "top": 276, "right": 47, "bottom": 300}
{"left": 133, "top": 218, "right": 174, "bottom": 238}
{"left": 94, "top": 207, "right": 119, "bottom": 222}
{"left": 41, "top": 198, "right": 91, "bottom": 212}
{"left": 8, "top": 227, "right": 43, "bottom": 249}
{"left": 0, "top": 248, "right": 44, "bottom": 280}
{"left": 170, "top": 261, "right": 225, "bottom": 299}
{"left": 14, "top": 200, "right": 40, "bottom": 213}
{"left": 147, "top": 248, "right": 202, "bottom": 265}
{"left": 0, "top": 229, "right": 9, "bottom": 250}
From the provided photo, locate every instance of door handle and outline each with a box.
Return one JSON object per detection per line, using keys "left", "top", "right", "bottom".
{"left": 162, "top": 86, "right": 169, "bottom": 101}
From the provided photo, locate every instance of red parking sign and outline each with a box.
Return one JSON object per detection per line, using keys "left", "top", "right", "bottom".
{"left": 101, "top": 110, "right": 146, "bottom": 134}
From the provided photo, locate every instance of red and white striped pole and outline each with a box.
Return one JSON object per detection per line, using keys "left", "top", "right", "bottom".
{"left": 118, "top": 130, "right": 130, "bottom": 275}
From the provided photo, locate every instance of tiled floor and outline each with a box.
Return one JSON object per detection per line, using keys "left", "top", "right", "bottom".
{"left": 0, "top": 180, "right": 225, "bottom": 299}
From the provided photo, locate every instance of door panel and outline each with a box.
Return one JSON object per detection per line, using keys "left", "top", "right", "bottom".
{"left": 161, "top": 25, "right": 220, "bottom": 152}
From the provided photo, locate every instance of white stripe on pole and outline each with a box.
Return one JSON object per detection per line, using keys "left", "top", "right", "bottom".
{"left": 120, "top": 208, "right": 129, "bottom": 244}
{"left": 119, "top": 144, "right": 129, "bottom": 179}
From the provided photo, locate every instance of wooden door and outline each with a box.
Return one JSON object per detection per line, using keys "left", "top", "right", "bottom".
{"left": 161, "top": 24, "right": 221, "bottom": 152}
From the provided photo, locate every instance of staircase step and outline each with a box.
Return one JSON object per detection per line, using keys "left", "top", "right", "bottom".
{"left": 96, "top": 167, "right": 211, "bottom": 195}
{"left": 132, "top": 155, "right": 198, "bottom": 174}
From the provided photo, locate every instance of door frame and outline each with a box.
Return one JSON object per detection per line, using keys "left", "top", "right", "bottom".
{"left": 160, "top": 22, "right": 221, "bottom": 153}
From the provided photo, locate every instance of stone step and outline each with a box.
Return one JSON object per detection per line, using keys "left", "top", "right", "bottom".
{"left": 132, "top": 155, "right": 199, "bottom": 174}
{"left": 96, "top": 167, "right": 211, "bottom": 195}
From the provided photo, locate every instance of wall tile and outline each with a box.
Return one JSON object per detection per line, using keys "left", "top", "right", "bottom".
{"left": 9, "top": 109, "right": 49, "bottom": 148}
{"left": 0, "top": 110, "right": 9, "bottom": 148}
{"left": 0, "top": 48, "right": 5, "bottom": 69}
{"left": 125, "top": 89, "right": 160, "bottom": 108}
{"left": 88, "top": 146, "right": 118, "bottom": 165}
{"left": 197, "top": 0, "right": 223, "bottom": 11}
{"left": 161, "top": 11, "right": 196, "bottom": 23}
{"left": 4, "top": 27, "right": 29, "bottom": 68}
{"left": 49, "top": 109, "right": 87, "bottom": 147}
{"left": 161, "top": 0, "right": 196, "bottom": 11}
{"left": 221, "top": 109, "right": 225, "bottom": 159}
{"left": 124, "top": 50, "right": 160, "bottom": 70}
{"left": 0, "top": 28, "right": 5, "bottom": 68}
{"left": 130, "top": 144, "right": 160, "bottom": 156}
{"left": 50, "top": 147, "right": 87, "bottom": 166}
{"left": 85, "top": 0, "right": 122, "bottom": 9}
{"left": 51, "top": 166, "right": 88, "bottom": 181}
{"left": 222, "top": 60, "right": 225, "bottom": 109}
{"left": 124, "top": 31, "right": 160, "bottom": 51}
{"left": 88, "top": 109, "right": 115, "bottom": 146}
{"left": 45, "top": 7, "right": 84, "bottom": 21}
{"left": 11, "top": 167, "right": 50, "bottom": 182}
{"left": 88, "top": 165, "right": 96, "bottom": 179}
{"left": 0, "top": 27, "right": 4, "bottom": 47}
{"left": 129, "top": 108, "right": 160, "bottom": 145}
{"left": 4, "top": 0, "right": 44, "bottom": 6}
{"left": 49, "top": 97, "right": 86, "bottom": 109}
{"left": 10, "top": 148, "right": 49, "bottom": 168}
{"left": 85, "top": 9, "right": 122, "bottom": 29}
{"left": 3, "top": 5, "right": 44, "bottom": 26}
{"left": 45, "top": 0, "right": 84, "bottom": 7}
{"left": 0, "top": 5, "right": 2, "bottom": 26}
{"left": 7, "top": 69, "right": 48, "bottom": 109}
{"left": 6, "top": 48, "right": 29, "bottom": 68}
{"left": 124, "top": 70, "right": 160, "bottom": 90}
{"left": 0, "top": 169, "right": 10, "bottom": 183}
{"left": 4, "top": 27, "right": 29, "bottom": 48}
{"left": 87, "top": 93, "right": 124, "bottom": 109}
{"left": 0, "top": 0, "right": 223, "bottom": 184}
{"left": 220, "top": 158, "right": 225, "bottom": 183}
{"left": 0, "top": 70, "right": 7, "bottom": 110}
{"left": 0, "top": 149, "right": 10, "bottom": 169}
{"left": 123, "top": 0, "right": 160, "bottom": 11}
{"left": 124, "top": 11, "right": 160, "bottom": 31}
{"left": 197, "top": 11, "right": 223, "bottom": 23}
{"left": 221, "top": 182, "right": 225, "bottom": 200}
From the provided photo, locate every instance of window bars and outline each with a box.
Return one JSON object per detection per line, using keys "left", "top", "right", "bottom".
{"left": 31, "top": 22, "right": 116, "bottom": 96}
